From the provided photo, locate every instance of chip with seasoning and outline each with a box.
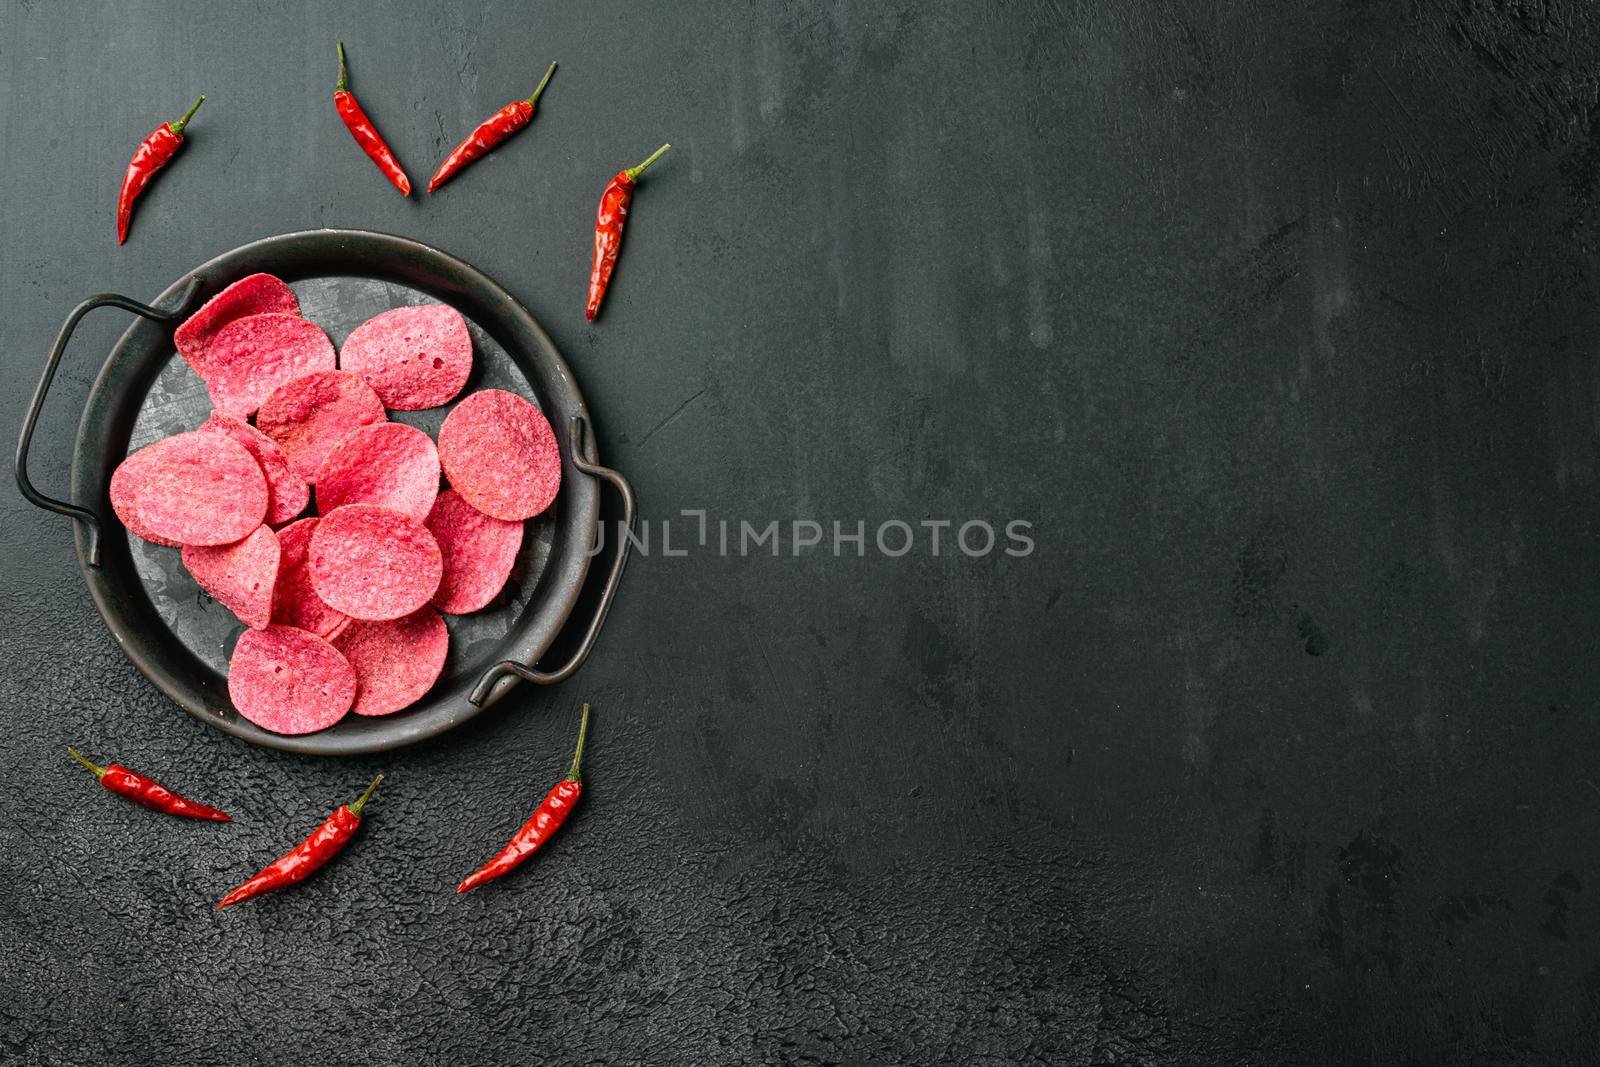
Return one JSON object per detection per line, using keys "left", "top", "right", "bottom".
{"left": 425, "top": 488, "right": 523, "bottom": 614}
{"left": 333, "top": 607, "right": 449, "bottom": 716}
{"left": 339, "top": 304, "right": 473, "bottom": 410}
{"left": 309, "top": 504, "right": 442, "bottom": 621}
{"left": 255, "top": 370, "right": 386, "bottom": 482}
{"left": 181, "top": 525, "right": 280, "bottom": 630}
{"left": 174, "top": 273, "right": 299, "bottom": 380}
{"left": 271, "top": 517, "right": 351, "bottom": 639}
{"left": 110, "top": 431, "right": 267, "bottom": 546}
{"left": 437, "top": 389, "right": 560, "bottom": 520}
{"left": 315, "top": 422, "right": 440, "bottom": 521}
{"left": 228, "top": 625, "right": 356, "bottom": 735}
{"left": 199, "top": 412, "right": 308, "bottom": 525}
{"left": 204, "top": 313, "right": 337, "bottom": 418}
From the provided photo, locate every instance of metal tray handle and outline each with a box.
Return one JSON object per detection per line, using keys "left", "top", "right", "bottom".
{"left": 469, "top": 414, "right": 636, "bottom": 706}
{"left": 15, "top": 279, "right": 202, "bottom": 567}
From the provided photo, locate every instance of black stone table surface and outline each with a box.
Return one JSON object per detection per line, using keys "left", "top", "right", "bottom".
{"left": 3, "top": 2, "right": 1598, "bottom": 1062}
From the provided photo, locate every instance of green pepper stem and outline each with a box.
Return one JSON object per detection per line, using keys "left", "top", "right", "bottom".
{"left": 349, "top": 773, "right": 384, "bottom": 818}
{"left": 337, "top": 41, "right": 349, "bottom": 92}
{"left": 563, "top": 703, "right": 588, "bottom": 780}
{"left": 524, "top": 61, "right": 557, "bottom": 107}
{"left": 625, "top": 143, "right": 671, "bottom": 182}
{"left": 170, "top": 95, "right": 205, "bottom": 135}
{"left": 67, "top": 746, "right": 107, "bottom": 780}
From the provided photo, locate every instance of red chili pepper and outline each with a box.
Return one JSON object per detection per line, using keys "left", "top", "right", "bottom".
{"left": 67, "top": 747, "right": 230, "bottom": 822}
{"left": 585, "top": 144, "right": 671, "bottom": 322}
{"left": 116, "top": 94, "right": 204, "bottom": 245}
{"left": 334, "top": 42, "right": 411, "bottom": 196}
{"left": 218, "top": 773, "right": 382, "bottom": 908}
{"left": 457, "top": 704, "right": 589, "bottom": 893}
{"left": 427, "top": 62, "right": 557, "bottom": 193}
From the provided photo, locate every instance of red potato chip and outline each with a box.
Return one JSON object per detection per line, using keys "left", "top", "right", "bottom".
{"left": 204, "top": 313, "right": 337, "bottom": 418}
{"left": 118, "top": 518, "right": 181, "bottom": 549}
{"left": 181, "top": 525, "right": 280, "bottom": 630}
{"left": 425, "top": 488, "right": 523, "bottom": 614}
{"left": 339, "top": 304, "right": 473, "bottom": 410}
{"left": 333, "top": 608, "right": 449, "bottom": 716}
{"left": 228, "top": 624, "right": 355, "bottom": 735}
{"left": 199, "top": 412, "right": 308, "bottom": 525}
{"left": 255, "top": 370, "right": 386, "bottom": 482}
{"left": 315, "top": 423, "right": 440, "bottom": 521}
{"left": 174, "top": 273, "right": 299, "bottom": 380}
{"left": 110, "top": 431, "right": 267, "bottom": 546}
{"left": 437, "top": 389, "right": 561, "bottom": 520}
{"left": 270, "top": 517, "right": 351, "bottom": 638}
{"left": 309, "top": 504, "right": 443, "bottom": 621}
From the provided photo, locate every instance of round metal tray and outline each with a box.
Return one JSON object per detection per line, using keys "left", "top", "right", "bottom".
{"left": 16, "top": 230, "right": 634, "bottom": 756}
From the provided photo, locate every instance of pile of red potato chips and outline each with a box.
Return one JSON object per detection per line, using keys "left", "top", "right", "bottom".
{"left": 110, "top": 273, "right": 561, "bottom": 735}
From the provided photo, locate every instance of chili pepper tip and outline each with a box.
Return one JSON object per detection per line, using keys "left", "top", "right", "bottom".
{"left": 170, "top": 95, "right": 205, "bottom": 136}
{"left": 67, "top": 746, "right": 107, "bottom": 779}
{"left": 624, "top": 143, "right": 671, "bottom": 182}
{"left": 524, "top": 61, "right": 558, "bottom": 107}
{"left": 348, "top": 772, "right": 384, "bottom": 818}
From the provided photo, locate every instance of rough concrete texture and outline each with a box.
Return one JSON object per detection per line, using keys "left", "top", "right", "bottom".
{"left": 4, "top": 1, "right": 1600, "bottom": 1063}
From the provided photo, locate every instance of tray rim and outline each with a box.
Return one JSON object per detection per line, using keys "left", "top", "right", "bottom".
{"left": 67, "top": 228, "right": 603, "bottom": 755}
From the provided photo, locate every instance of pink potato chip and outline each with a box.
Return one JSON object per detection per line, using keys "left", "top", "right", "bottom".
{"left": 199, "top": 412, "right": 308, "bottom": 525}
{"left": 309, "top": 504, "right": 443, "bottom": 621}
{"left": 110, "top": 431, "right": 267, "bottom": 546}
{"left": 339, "top": 304, "right": 473, "bottom": 410}
{"left": 315, "top": 423, "right": 440, "bottom": 521}
{"left": 115, "top": 518, "right": 181, "bottom": 549}
{"left": 333, "top": 607, "right": 449, "bottom": 716}
{"left": 228, "top": 624, "right": 355, "bottom": 735}
{"left": 204, "top": 313, "right": 337, "bottom": 418}
{"left": 174, "top": 273, "right": 299, "bottom": 380}
{"left": 270, "top": 518, "right": 351, "bottom": 638}
{"left": 181, "top": 525, "right": 280, "bottom": 630}
{"left": 425, "top": 488, "right": 523, "bottom": 614}
{"left": 256, "top": 370, "right": 387, "bottom": 482}
{"left": 437, "top": 389, "right": 561, "bottom": 520}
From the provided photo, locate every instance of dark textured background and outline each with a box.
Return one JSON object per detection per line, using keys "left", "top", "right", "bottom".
{"left": 3, "top": 1, "right": 1600, "bottom": 1063}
